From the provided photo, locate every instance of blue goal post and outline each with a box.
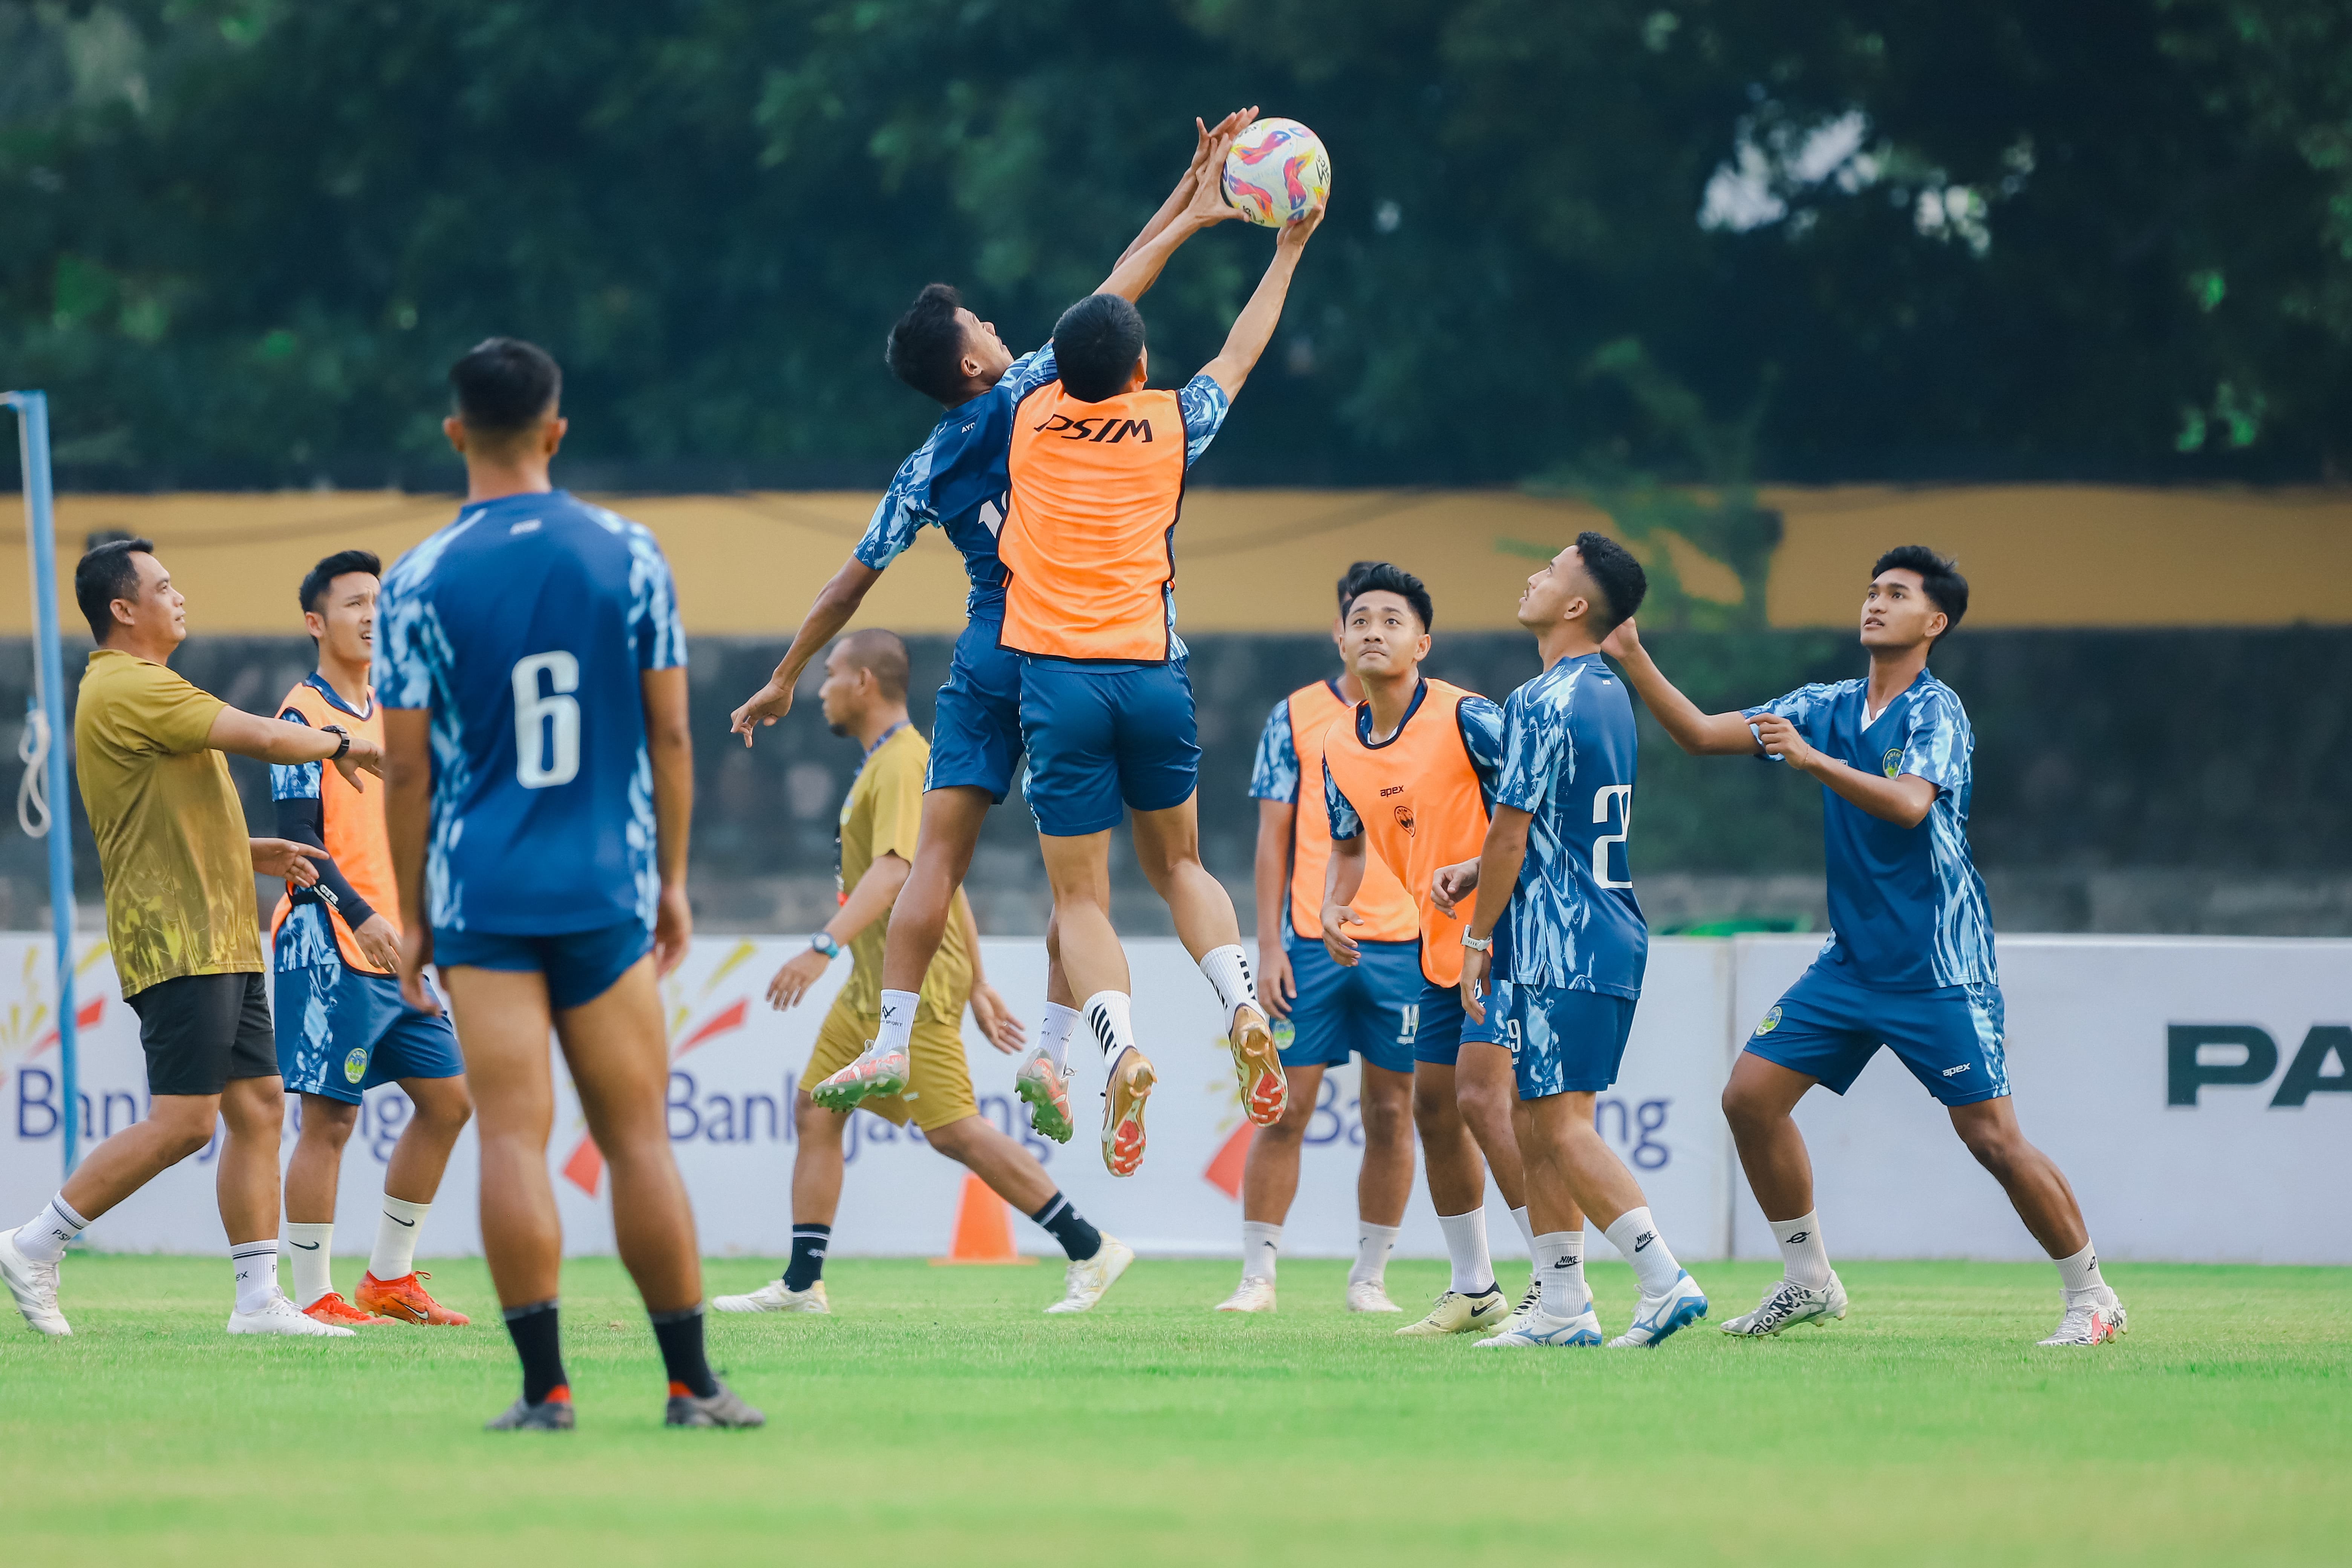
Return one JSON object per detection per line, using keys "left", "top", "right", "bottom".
{"left": 3, "top": 390, "right": 81, "bottom": 1178}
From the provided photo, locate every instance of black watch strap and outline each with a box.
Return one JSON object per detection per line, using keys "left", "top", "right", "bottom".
{"left": 322, "top": 724, "right": 352, "bottom": 760}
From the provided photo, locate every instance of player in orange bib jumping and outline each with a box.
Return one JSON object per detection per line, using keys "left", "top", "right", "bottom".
{"left": 996, "top": 175, "right": 1325, "bottom": 1176}
{"left": 1320, "top": 564, "right": 1562, "bottom": 1338}
{"left": 268, "top": 551, "right": 474, "bottom": 1329}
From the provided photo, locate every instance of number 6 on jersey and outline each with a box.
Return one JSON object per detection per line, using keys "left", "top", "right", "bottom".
{"left": 513, "top": 651, "right": 580, "bottom": 788}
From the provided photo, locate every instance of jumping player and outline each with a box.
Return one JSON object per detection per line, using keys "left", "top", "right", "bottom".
{"left": 1605, "top": 545, "right": 2126, "bottom": 1348}
{"left": 380, "top": 337, "right": 761, "bottom": 1429}
{"left": 1320, "top": 564, "right": 1549, "bottom": 1338}
{"left": 728, "top": 110, "right": 1259, "bottom": 1144}
{"left": 270, "top": 549, "right": 474, "bottom": 1329}
{"left": 1447, "top": 536, "right": 1710, "bottom": 1351}
{"left": 1220, "top": 562, "right": 1421, "bottom": 1314}
{"left": 714, "top": 630, "right": 1132, "bottom": 1317}
{"left": 3, "top": 539, "right": 381, "bottom": 1339}
{"left": 994, "top": 175, "right": 1326, "bottom": 1178}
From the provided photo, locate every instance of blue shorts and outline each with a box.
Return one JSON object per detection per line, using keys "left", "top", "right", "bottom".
{"left": 927, "top": 617, "right": 1025, "bottom": 803}
{"left": 1017, "top": 655, "right": 1199, "bottom": 836}
{"left": 1744, "top": 960, "right": 2010, "bottom": 1107}
{"left": 1413, "top": 975, "right": 1504, "bottom": 1067}
{"left": 1491, "top": 981, "right": 1636, "bottom": 1099}
{"left": 274, "top": 962, "right": 464, "bottom": 1105}
{"left": 1280, "top": 935, "right": 1420, "bottom": 1075}
{"left": 433, "top": 920, "right": 653, "bottom": 1012}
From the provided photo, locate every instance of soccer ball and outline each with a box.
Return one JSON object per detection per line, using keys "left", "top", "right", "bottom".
{"left": 1222, "top": 118, "right": 1331, "bottom": 227}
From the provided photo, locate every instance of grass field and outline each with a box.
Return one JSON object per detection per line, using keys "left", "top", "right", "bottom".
{"left": 5, "top": 1255, "right": 2347, "bottom": 1565}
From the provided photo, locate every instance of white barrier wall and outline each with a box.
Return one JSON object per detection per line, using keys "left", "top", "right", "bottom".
{"left": 1, "top": 933, "right": 2344, "bottom": 1263}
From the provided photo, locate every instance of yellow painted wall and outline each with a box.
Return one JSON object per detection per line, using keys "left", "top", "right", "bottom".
{"left": 11, "top": 484, "right": 2348, "bottom": 639}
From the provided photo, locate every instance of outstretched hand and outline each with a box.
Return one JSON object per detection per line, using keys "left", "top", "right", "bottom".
{"left": 1182, "top": 127, "right": 1250, "bottom": 227}
{"left": 1188, "top": 106, "right": 1259, "bottom": 185}
{"left": 730, "top": 680, "right": 793, "bottom": 749}
{"left": 1277, "top": 196, "right": 1327, "bottom": 251}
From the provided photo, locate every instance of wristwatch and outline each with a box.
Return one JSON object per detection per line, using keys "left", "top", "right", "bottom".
{"left": 808, "top": 932, "right": 843, "bottom": 960}
{"left": 320, "top": 723, "right": 352, "bottom": 760}
{"left": 1460, "top": 933, "right": 1491, "bottom": 952}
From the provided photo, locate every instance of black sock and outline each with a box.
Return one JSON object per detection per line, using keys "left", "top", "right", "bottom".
{"left": 783, "top": 1223, "right": 830, "bottom": 1290}
{"left": 1029, "top": 1191, "right": 1102, "bottom": 1263}
{"left": 502, "top": 1299, "right": 567, "bottom": 1406}
{"left": 649, "top": 1304, "right": 720, "bottom": 1398}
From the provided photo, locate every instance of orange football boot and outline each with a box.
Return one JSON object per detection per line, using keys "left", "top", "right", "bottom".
{"left": 356, "top": 1270, "right": 471, "bottom": 1326}
{"left": 303, "top": 1291, "right": 390, "bottom": 1327}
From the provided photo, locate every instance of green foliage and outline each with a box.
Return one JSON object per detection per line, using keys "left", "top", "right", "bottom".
{"left": 3, "top": 1, "right": 2351, "bottom": 485}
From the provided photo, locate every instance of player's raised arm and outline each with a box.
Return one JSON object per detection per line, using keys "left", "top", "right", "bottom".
{"left": 207, "top": 705, "right": 384, "bottom": 787}
{"left": 1105, "top": 107, "right": 1257, "bottom": 279}
{"left": 1097, "top": 120, "right": 1254, "bottom": 303}
{"left": 731, "top": 558, "right": 884, "bottom": 745}
{"left": 1600, "top": 617, "right": 1766, "bottom": 756}
{"left": 1198, "top": 200, "right": 1325, "bottom": 400}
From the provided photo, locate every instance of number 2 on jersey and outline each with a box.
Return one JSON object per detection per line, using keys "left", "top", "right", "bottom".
{"left": 1591, "top": 784, "right": 1632, "bottom": 889}
{"left": 512, "top": 652, "right": 580, "bottom": 789}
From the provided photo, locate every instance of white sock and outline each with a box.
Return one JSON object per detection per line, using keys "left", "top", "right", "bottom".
{"left": 876, "top": 989, "right": 919, "bottom": 1058}
{"left": 1038, "top": 1002, "right": 1081, "bottom": 1075}
{"left": 1508, "top": 1205, "right": 1536, "bottom": 1257}
{"left": 1350, "top": 1222, "right": 1400, "bottom": 1287}
{"left": 2056, "top": 1242, "right": 2111, "bottom": 1304}
{"left": 1197, "top": 944, "right": 1259, "bottom": 1030}
{"left": 1241, "top": 1220, "right": 1282, "bottom": 1283}
{"left": 1773, "top": 1210, "right": 1832, "bottom": 1289}
{"left": 368, "top": 1195, "right": 429, "bottom": 1282}
{"left": 1436, "top": 1208, "right": 1495, "bottom": 1296}
{"left": 15, "top": 1193, "right": 89, "bottom": 1264}
{"left": 1533, "top": 1231, "right": 1588, "bottom": 1318}
{"left": 1604, "top": 1207, "right": 1683, "bottom": 1298}
{"left": 283, "top": 1221, "right": 335, "bottom": 1306}
{"left": 231, "top": 1240, "right": 281, "bottom": 1314}
{"left": 1081, "top": 990, "right": 1138, "bottom": 1067}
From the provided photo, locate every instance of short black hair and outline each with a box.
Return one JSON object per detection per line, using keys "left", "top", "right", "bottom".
{"left": 299, "top": 549, "right": 382, "bottom": 619}
{"left": 1573, "top": 531, "right": 1648, "bottom": 633}
{"left": 886, "top": 284, "right": 972, "bottom": 406}
{"left": 449, "top": 337, "right": 561, "bottom": 438}
{"left": 1052, "top": 293, "right": 1146, "bottom": 403}
{"left": 1871, "top": 544, "right": 1969, "bottom": 637}
{"left": 75, "top": 536, "right": 153, "bottom": 643}
{"left": 837, "top": 627, "right": 909, "bottom": 701}
{"left": 1341, "top": 560, "right": 1434, "bottom": 632}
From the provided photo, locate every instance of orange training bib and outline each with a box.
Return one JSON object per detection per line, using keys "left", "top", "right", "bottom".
{"left": 268, "top": 680, "right": 399, "bottom": 974}
{"left": 1284, "top": 680, "right": 1417, "bottom": 945}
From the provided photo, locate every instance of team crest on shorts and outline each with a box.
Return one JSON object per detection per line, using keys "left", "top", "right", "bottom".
{"left": 343, "top": 1047, "right": 369, "bottom": 1085}
{"left": 1881, "top": 748, "right": 1902, "bottom": 778}
{"left": 1753, "top": 1005, "right": 1783, "bottom": 1037}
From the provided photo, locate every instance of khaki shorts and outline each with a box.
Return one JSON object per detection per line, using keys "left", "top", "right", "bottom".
{"left": 799, "top": 1003, "right": 978, "bottom": 1132}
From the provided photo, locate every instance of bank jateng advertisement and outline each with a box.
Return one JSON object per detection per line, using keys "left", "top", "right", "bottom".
{"left": 3, "top": 934, "right": 2344, "bottom": 1263}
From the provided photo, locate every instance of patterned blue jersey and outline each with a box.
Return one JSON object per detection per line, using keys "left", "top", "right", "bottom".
{"left": 854, "top": 344, "right": 1229, "bottom": 624}
{"left": 378, "top": 491, "right": 686, "bottom": 937}
{"left": 1248, "top": 698, "right": 1299, "bottom": 803}
{"left": 1744, "top": 668, "right": 1995, "bottom": 990}
{"left": 1491, "top": 654, "right": 1646, "bottom": 998}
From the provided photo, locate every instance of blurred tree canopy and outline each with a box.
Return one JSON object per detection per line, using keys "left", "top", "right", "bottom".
{"left": 3, "top": 0, "right": 2349, "bottom": 490}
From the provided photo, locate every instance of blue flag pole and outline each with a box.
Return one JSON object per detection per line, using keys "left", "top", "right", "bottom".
{"left": 5, "top": 390, "right": 79, "bottom": 1177}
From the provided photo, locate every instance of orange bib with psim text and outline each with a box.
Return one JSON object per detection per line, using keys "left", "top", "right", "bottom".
{"left": 1284, "top": 680, "right": 1417, "bottom": 945}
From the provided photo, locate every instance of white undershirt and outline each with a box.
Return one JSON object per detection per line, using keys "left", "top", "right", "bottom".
{"left": 1863, "top": 694, "right": 1893, "bottom": 727}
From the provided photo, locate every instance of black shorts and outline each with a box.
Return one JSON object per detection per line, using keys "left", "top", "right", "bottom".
{"left": 126, "top": 971, "right": 278, "bottom": 1097}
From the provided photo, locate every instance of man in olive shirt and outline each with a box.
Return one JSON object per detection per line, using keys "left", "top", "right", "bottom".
{"left": 0, "top": 539, "right": 385, "bottom": 1339}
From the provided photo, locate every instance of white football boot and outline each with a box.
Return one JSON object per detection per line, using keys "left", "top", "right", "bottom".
{"left": 1395, "top": 1287, "right": 1510, "bottom": 1337}
{"left": 1046, "top": 1234, "right": 1134, "bottom": 1314}
{"left": 1606, "top": 1268, "right": 1710, "bottom": 1348}
{"left": 2039, "top": 1295, "right": 2129, "bottom": 1347}
{"left": 1475, "top": 1300, "right": 1603, "bottom": 1349}
{"left": 712, "top": 1279, "right": 830, "bottom": 1314}
{"left": 1490, "top": 1278, "right": 1542, "bottom": 1337}
{"left": 227, "top": 1293, "right": 356, "bottom": 1337}
{"left": 1344, "top": 1278, "right": 1401, "bottom": 1313}
{"left": 1215, "top": 1275, "right": 1277, "bottom": 1312}
{"left": 1719, "top": 1272, "right": 1849, "bottom": 1337}
{"left": 0, "top": 1227, "right": 70, "bottom": 1336}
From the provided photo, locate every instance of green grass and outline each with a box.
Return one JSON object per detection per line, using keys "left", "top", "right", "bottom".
{"left": 5, "top": 1256, "right": 2347, "bottom": 1565}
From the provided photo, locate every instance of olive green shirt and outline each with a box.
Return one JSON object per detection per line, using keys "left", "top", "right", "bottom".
{"left": 834, "top": 724, "right": 972, "bottom": 1024}
{"left": 75, "top": 649, "right": 261, "bottom": 997}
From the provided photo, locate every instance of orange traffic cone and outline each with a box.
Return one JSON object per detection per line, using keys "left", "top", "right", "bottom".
{"left": 1203, "top": 1121, "right": 1254, "bottom": 1200}
{"left": 930, "top": 1172, "right": 1037, "bottom": 1265}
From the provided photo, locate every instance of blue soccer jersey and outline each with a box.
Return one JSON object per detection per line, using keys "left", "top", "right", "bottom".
{"left": 1491, "top": 653, "right": 1647, "bottom": 998}
{"left": 377, "top": 490, "right": 686, "bottom": 937}
{"left": 1744, "top": 668, "right": 1995, "bottom": 990}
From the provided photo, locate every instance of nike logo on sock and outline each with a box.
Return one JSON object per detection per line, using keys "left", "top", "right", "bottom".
{"left": 288, "top": 1241, "right": 321, "bottom": 1251}
{"left": 1634, "top": 1231, "right": 1655, "bottom": 1251}
{"left": 1551, "top": 1257, "right": 1580, "bottom": 1269}
{"left": 385, "top": 1214, "right": 416, "bottom": 1228}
